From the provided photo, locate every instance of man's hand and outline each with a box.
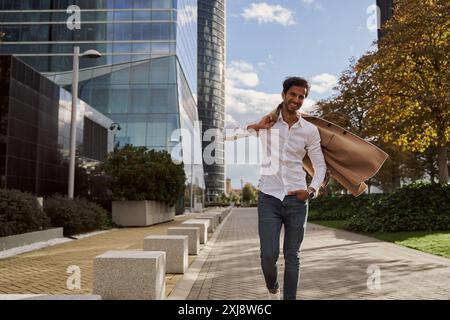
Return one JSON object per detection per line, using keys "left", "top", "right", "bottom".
{"left": 247, "top": 114, "right": 277, "bottom": 131}
{"left": 287, "top": 189, "right": 309, "bottom": 201}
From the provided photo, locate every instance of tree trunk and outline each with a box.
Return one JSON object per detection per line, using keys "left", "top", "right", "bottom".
{"left": 437, "top": 144, "right": 449, "bottom": 183}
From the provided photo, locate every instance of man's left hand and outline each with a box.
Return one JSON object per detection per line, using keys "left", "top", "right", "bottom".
{"left": 288, "top": 190, "right": 309, "bottom": 201}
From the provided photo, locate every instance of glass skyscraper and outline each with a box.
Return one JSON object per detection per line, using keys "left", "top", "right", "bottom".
{"left": 0, "top": 0, "right": 204, "bottom": 210}
{"left": 0, "top": 55, "right": 114, "bottom": 196}
{"left": 197, "top": 0, "right": 225, "bottom": 201}
{"left": 377, "top": 0, "right": 394, "bottom": 38}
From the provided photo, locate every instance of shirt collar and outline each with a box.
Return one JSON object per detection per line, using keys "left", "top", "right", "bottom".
{"left": 277, "top": 110, "right": 303, "bottom": 128}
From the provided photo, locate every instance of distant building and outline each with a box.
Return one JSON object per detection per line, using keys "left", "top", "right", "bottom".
{"left": 377, "top": 0, "right": 394, "bottom": 38}
{"left": 225, "top": 178, "right": 232, "bottom": 195}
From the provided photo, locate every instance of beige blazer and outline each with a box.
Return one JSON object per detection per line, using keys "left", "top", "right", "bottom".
{"left": 271, "top": 106, "right": 389, "bottom": 196}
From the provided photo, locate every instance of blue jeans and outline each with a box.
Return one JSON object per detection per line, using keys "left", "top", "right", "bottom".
{"left": 257, "top": 191, "right": 308, "bottom": 300}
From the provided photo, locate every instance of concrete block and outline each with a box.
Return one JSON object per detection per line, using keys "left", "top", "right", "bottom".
{"left": 112, "top": 200, "right": 175, "bottom": 227}
{"left": 167, "top": 227, "right": 199, "bottom": 255}
{"left": 196, "top": 217, "right": 215, "bottom": 233}
{"left": 1, "top": 228, "right": 63, "bottom": 251}
{"left": 182, "top": 219, "right": 209, "bottom": 244}
{"left": 143, "top": 235, "right": 188, "bottom": 274}
{"left": 202, "top": 214, "right": 220, "bottom": 228}
{"left": 93, "top": 250, "right": 165, "bottom": 300}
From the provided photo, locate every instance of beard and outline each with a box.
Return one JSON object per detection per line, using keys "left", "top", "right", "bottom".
{"left": 284, "top": 101, "right": 301, "bottom": 113}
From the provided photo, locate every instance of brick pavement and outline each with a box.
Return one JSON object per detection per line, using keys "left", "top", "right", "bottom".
{"left": 0, "top": 212, "right": 210, "bottom": 297}
{"left": 187, "top": 207, "right": 450, "bottom": 300}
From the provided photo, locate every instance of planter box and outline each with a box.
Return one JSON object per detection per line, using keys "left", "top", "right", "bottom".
{"left": 112, "top": 200, "right": 175, "bottom": 227}
{"left": 0, "top": 228, "right": 64, "bottom": 251}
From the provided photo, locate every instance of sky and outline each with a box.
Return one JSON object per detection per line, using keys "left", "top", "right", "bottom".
{"left": 224, "top": 0, "right": 379, "bottom": 189}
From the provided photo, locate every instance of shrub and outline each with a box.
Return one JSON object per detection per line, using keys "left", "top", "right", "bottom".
{"left": 99, "top": 146, "right": 186, "bottom": 206}
{"left": 44, "top": 194, "right": 110, "bottom": 236}
{"left": 309, "top": 194, "right": 385, "bottom": 220}
{"left": 346, "top": 183, "right": 450, "bottom": 232}
{"left": 0, "top": 189, "right": 50, "bottom": 237}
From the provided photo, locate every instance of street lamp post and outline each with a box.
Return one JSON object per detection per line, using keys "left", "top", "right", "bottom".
{"left": 68, "top": 46, "right": 102, "bottom": 199}
{"left": 240, "top": 179, "right": 244, "bottom": 207}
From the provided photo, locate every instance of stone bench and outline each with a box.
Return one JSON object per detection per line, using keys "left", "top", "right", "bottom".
{"left": 93, "top": 250, "right": 165, "bottom": 300}
{"left": 207, "top": 212, "right": 222, "bottom": 224}
{"left": 143, "top": 235, "right": 188, "bottom": 274}
{"left": 182, "top": 219, "right": 209, "bottom": 244}
{"left": 202, "top": 213, "right": 220, "bottom": 228}
{"left": 167, "top": 227, "right": 199, "bottom": 255}
{"left": 208, "top": 209, "right": 228, "bottom": 222}
{"left": 196, "top": 216, "right": 215, "bottom": 233}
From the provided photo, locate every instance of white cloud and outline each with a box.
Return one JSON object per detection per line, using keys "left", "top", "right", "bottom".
{"left": 302, "top": 0, "right": 323, "bottom": 11}
{"left": 178, "top": 5, "right": 197, "bottom": 26}
{"left": 226, "top": 82, "right": 281, "bottom": 116}
{"left": 227, "top": 60, "right": 260, "bottom": 88}
{"left": 257, "top": 62, "right": 267, "bottom": 70}
{"left": 241, "top": 3, "right": 296, "bottom": 26}
{"left": 226, "top": 114, "right": 237, "bottom": 126}
{"left": 226, "top": 60, "right": 318, "bottom": 125}
{"left": 310, "top": 73, "right": 338, "bottom": 94}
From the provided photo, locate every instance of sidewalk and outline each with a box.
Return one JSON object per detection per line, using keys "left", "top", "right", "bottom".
{"left": 187, "top": 207, "right": 450, "bottom": 300}
{"left": 0, "top": 211, "right": 210, "bottom": 297}
{"left": 2, "top": 207, "right": 450, "bottom": 299}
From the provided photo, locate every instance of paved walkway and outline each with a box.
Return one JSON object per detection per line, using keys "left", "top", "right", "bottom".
{"left": 0, "top": 212, "right": 208, "bottom": 297}
{"left": 187, "top": 208, "right": 450, "bottom": 300}
{"left": 2, "top": 207, "right": 450, "bottom": 299}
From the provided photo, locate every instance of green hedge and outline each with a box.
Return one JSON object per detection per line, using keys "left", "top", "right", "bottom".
{"left": 0, "top": 189, "right": 50, "bottom": 237}
{"left": 309, "top": 194, "right": 386, "bottom": 221}
{"left": 310, "top": 183, "right": 450, "bottom": 233}
{"left": 346, "top": 183, "right": 450, "bottom": 232}
{"left": 44, "top": 194, "right": 110, "bottom": 236}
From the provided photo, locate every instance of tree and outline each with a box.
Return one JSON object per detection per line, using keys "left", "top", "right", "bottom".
{"left": 316, "top": 59, "right": 376, "bottom": 139}
{"left": 316, "top": 59, "right": 433, "bottom": 192}
{"left": 99, "top": 145, "right": 186, "bottom": 206}
{"left": 242, "top": 183, "right": 257, "bottom": 204}
{"left": 357, "top": 0, "right": 450, "bottom": 183}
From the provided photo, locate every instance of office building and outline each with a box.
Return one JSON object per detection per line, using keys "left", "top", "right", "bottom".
{"left": 0, "top": 0, "right": 204, "bottom": 209}
{"left": 197, "top": 0, "right": 226, "bottom": 201}
{"left": 0, "top": 55, "right": 114, "bottom": 195}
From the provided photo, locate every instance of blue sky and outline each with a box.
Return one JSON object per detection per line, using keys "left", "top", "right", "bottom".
{"left": 224, "top": 0, "right": 379, "bottom": 189}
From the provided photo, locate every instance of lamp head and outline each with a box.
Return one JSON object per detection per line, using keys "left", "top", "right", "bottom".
{"left": 109, "top": 123, "right": 121, "bottom": 131}
{"left": 81, "top": 49, "right": 102, "bottom": 59}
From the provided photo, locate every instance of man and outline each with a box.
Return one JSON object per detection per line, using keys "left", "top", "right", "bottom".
{"left": 245, "top": 77, "right": 326, "bottom": 300}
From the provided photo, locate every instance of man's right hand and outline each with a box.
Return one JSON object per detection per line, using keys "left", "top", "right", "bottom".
{"left": 247, "top": 114, "right": 277, "bottom": 131}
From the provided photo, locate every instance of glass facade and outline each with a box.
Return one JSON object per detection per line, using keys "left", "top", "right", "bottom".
{"left": 377, "top": 0, "right": 394, "bottom": 38}
{"left": 0, "top": 0, "right": 177, "bottom": 72}
{"left": 0, "top": 55, "right": 113, "bottom": 196}
{"left": 0, "top": 0, "right": 204, "bottom": 210}
{"left": 197, "top": 0, "right": 226, "bottom": 200}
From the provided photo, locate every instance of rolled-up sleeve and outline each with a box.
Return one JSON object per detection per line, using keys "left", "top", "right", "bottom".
{"left": 223, "top": 119, "right": 260, "bottom": 141}
{"left": 306, "top": 126, "right": 327, "bottom": 192}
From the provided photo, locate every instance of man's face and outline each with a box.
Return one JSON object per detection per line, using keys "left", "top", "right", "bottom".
{"left": 282, "top": 86, "right": 307, "bottom": 112}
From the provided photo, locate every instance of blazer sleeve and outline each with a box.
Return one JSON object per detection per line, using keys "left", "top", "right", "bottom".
{"left": 306, "top": 126, "right": 327, "bottom": 193}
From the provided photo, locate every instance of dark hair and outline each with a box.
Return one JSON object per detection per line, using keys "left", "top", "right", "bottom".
{"left": 283, "top": 77, "right": 310, "bottom": 97}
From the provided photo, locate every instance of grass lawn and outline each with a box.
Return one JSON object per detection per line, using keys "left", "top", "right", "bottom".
{"left": 310, "top": 219, "right": 450, "bottom": 260}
